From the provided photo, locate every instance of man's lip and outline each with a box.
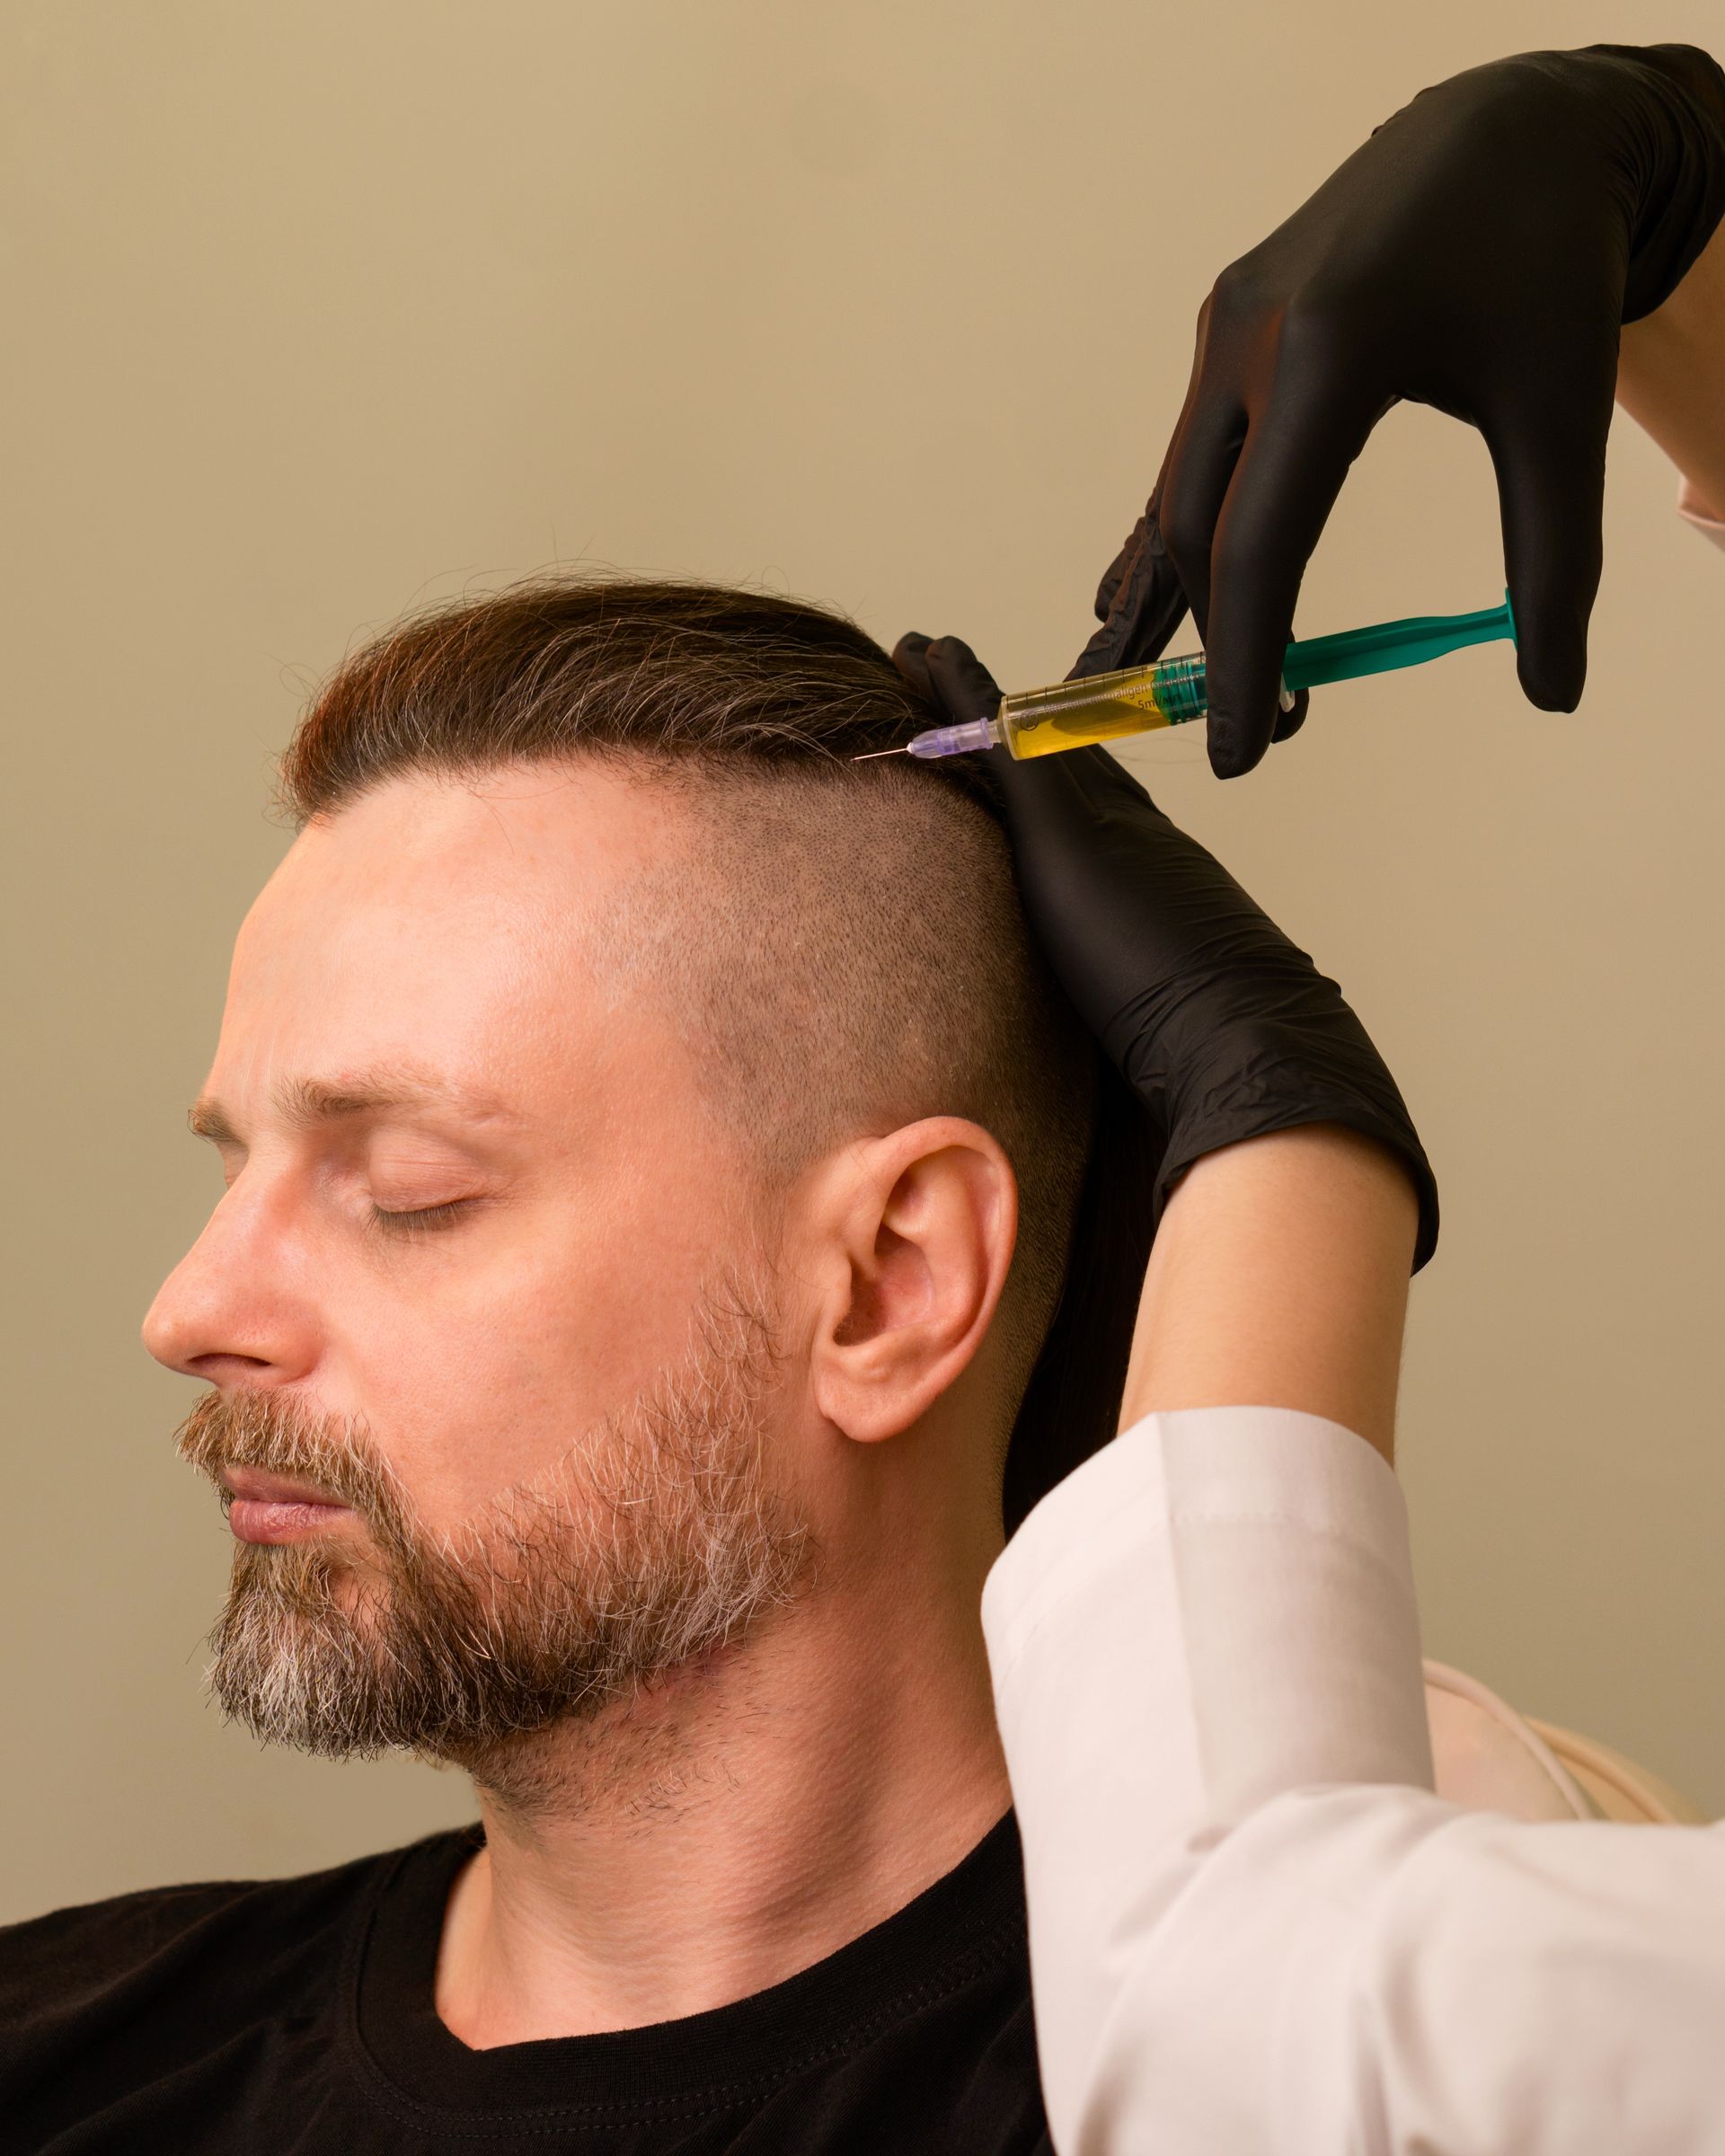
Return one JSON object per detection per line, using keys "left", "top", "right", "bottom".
{"left": 222, "top": 1467, "right": 349, "bottom": 1508}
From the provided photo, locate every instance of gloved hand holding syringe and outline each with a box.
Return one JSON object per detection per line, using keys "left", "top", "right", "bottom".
{"left": 861, "top": 595, "right": 1516, "bottom": 763}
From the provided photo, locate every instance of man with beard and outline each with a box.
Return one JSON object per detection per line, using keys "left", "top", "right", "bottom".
{"left": 0, "top": 579, "right": 1432, "bottom": 2152}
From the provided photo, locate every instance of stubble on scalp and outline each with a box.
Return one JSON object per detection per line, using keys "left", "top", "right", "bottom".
{"left": 173, "top": 1277, "right": 811, "bottom": 1807}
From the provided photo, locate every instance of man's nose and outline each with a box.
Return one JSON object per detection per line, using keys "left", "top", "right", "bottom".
{"left": 141, "top": 1181, "right": 320, "bottom": 1386}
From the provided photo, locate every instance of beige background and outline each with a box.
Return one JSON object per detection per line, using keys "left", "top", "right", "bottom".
{"left": 4, "top": 0, "right": 1721, "bottom": 1923}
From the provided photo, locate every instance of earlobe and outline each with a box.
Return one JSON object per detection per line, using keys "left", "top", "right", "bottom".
{"left": 809, "top": 1119, "right": 1017, "bottom": 1447}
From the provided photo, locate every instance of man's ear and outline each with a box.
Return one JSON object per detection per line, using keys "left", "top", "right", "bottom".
{"left": 805, "top": 1118, "right": 1018, "bottom": 1446}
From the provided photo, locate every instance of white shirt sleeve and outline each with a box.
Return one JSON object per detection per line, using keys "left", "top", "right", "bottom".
{"left": 983, "top": 1409, "right": 1725, "bottom": 2156}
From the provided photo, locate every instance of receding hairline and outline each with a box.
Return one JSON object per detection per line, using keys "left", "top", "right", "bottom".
{"left": 281, "top": 732, "right": 980, "bottom": 840}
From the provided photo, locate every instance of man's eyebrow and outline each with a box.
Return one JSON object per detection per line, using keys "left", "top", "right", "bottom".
{"left": 188, "top": 1099, "right": 241, "bottom": 1144}
{"left": 188, "top": 1071, "right": 510, "bottom": 1144}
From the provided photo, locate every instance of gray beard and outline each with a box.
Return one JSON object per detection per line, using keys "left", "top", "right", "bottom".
{"left": 174, "top": 1281, "right": 811, "bottom": 1797}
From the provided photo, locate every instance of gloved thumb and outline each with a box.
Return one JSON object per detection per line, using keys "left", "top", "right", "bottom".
{"left": 1073, "top": 499, "right": 1191, "bottom": 682}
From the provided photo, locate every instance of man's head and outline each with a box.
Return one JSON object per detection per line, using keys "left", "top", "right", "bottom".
{"left": 144, "top": 579, "right": 1104, "bottom": 1786}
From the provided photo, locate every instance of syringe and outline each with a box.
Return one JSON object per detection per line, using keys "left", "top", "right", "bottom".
{"left": 864, "top": 595, "right": 1517, "bottom": 762}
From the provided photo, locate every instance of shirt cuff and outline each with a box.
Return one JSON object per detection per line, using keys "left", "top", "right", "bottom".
{"left": 984, "top": 1407, "right": 1435, "bottom": 1832}
{"left": 1677, "top": 477, "right": 1725, "bottom": 549}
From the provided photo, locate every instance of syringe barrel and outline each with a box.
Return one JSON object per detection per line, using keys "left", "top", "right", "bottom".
{"left": 991, "top": 594, "right": 1515, "bottom": 762}
{"left": 997, "top": 652, "right": 1208, "bottom": 759}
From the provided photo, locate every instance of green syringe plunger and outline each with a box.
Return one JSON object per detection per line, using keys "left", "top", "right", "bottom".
{"left": 873, "top": 594, "right": 1518, "bottom": 763}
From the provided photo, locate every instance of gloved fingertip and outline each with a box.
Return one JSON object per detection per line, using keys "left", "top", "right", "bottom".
{"left": 1514, "top": 640, "right": 1586, "bottom": 715}
{"left": 925, "top": 633, "right": 1003, "bottom": 713}
{"left": 925, "top": 632, "right": 979, "bottom": 664}
{"left": 891, "top": 632, "right": 936, "bottom": 701}
{"left": 1207, "top": 712, "right": 1271, "bottom": 780}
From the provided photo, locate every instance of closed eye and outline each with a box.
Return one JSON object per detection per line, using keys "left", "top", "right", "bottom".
{"left": 369, "top": 1199, "right": 475, "bottom": 1237}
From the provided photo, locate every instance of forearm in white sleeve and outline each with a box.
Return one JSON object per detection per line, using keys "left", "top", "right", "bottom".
{"left": 983, "top": 1409, "right": 1725, "bottom": 2156}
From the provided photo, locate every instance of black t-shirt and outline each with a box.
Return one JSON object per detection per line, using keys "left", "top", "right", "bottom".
{"left": 0, "top": 1813, "right": 1049, "bottom": 2153}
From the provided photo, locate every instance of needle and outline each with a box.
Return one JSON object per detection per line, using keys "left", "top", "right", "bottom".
{"left": 851, "top": 747, "right": 911, "bottom": 760}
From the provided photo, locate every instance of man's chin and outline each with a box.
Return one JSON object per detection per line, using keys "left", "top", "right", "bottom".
{"left": 206, "top": 1556, "right": 409, "bottom": 1756}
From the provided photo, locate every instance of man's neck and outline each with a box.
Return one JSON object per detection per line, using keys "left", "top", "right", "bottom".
{"left": 432, "top": 1554, "right": 1011, "bottom": 2047}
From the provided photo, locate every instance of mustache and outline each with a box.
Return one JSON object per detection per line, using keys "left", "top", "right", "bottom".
{"left": 174, "top": 1389, "right": 414, "bottom": 1550}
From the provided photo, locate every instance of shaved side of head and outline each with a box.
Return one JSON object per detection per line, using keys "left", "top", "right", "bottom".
{"left": 587, "top": 762, "right": 1087, "bottom": 1396}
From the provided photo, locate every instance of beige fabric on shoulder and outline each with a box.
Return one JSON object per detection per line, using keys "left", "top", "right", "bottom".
{"left": 1677, "top": 476, "right": 1725, "bottom": 549}
{"left": 1424, "top": 1658, "right": 1701, "bottom": 1824}
{"left": 1526, "top": 1717, "right": 1706, "bottom": 1824}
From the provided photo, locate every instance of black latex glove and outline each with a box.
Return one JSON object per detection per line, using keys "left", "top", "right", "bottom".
{"left": 892, "top": 632, "right": 1438, "bottom": 1268}
{"left": 1092, "top": 40, "right": 1725, "bottom": 779}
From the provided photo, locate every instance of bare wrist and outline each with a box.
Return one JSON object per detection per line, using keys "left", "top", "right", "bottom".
{"left": 1120, "top": 1125, "right": 1417, "bottom": 1462}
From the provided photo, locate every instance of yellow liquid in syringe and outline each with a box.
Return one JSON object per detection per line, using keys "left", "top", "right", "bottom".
{"left": 997, "top": 653, "right": 1209, "bottom": 759}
